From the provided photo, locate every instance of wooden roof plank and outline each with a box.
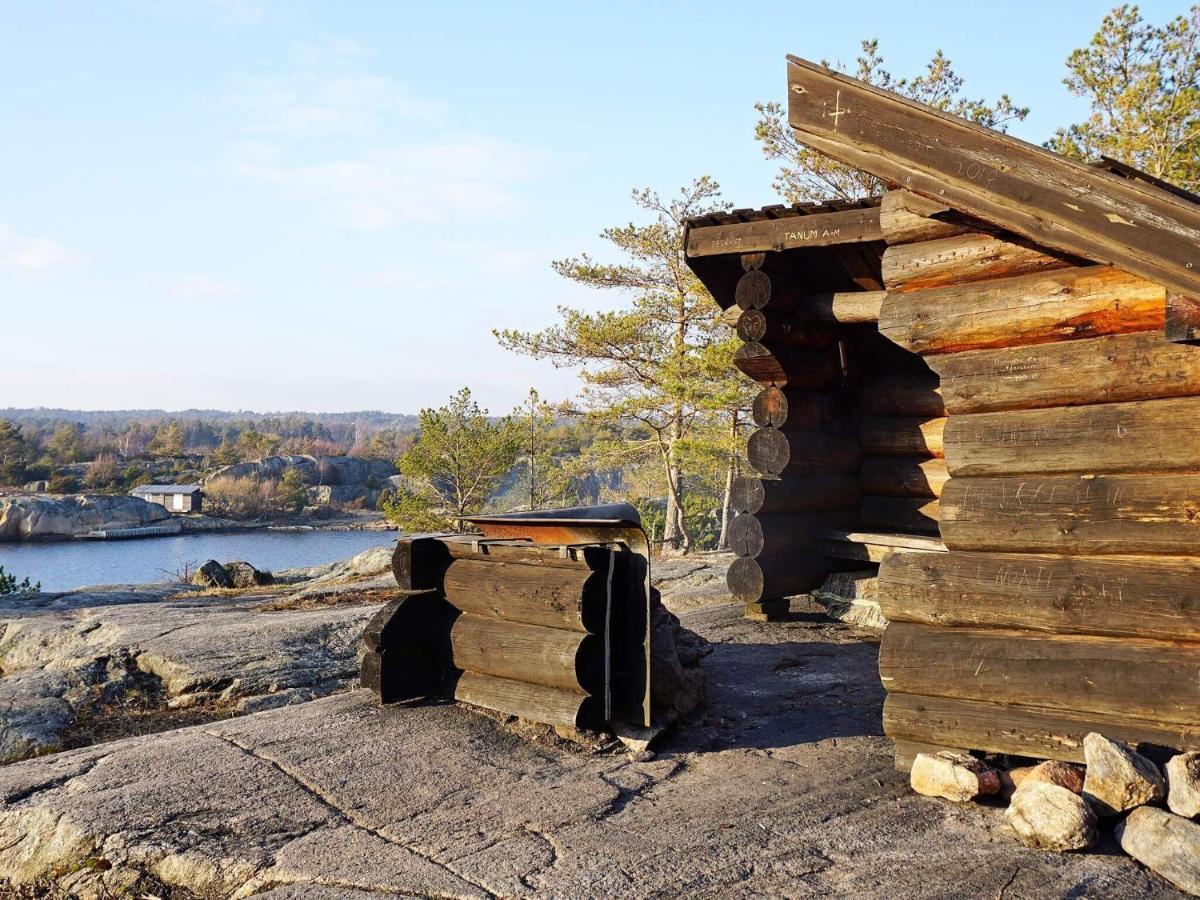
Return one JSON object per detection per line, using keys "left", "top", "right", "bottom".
{"left": 785, "top": 55, "right": 1200, "bottom": 302}
{"left": 686, "top": 206, "right": 883, "bottom": 257}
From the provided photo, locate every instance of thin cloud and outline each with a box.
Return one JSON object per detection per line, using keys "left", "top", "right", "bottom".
{"left": 227, "top": 51, "right": 546, "bottom": 230}
{"left": 236, "top": 140, "right": 539, "bottom": 228}
{"left": 231, "top": 71, "right": 445, "bottom": 136}
{"left": 145, "top": 274, "right": 242, "bottom": 298}
{"left": 0, "top": 225, "right": 69, "bottom": 272}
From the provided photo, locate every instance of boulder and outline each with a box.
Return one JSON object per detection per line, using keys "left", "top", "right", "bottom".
{"left": 1023, "top": 760, "right": 1086, "bottom": 794}
{"left": 1006, "top": 780, "right": 1098, "bottom": 852}
{"left": 910, "top": 751, "right": 1001, "bottom": 802}
{"left": 1082, "top": 732, "right": 1165, "bottom": 817}
{"left": 191, "top": 560, "right": 234, "bottom": 589}
{"left": 1166, "top": 752, "right": 1200, "bottom": 819}
{"left": 649, "top": 601, "right": 709, "bottom": 724}
{"left": 223, "top": 561, "right": 274, "bottom": 589}
{"left": 0, "top": 494, "right": 174, "bottom": 542}
{"left": 813, "top": 570, "right": 887, "bottom": 629}
{"left": 1116, "top": 807, "right": 1200, "bottom": 896}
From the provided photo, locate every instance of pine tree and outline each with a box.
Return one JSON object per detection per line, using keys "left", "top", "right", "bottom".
{"left": 754, "top": 40, "right": 1028, "bottom": 202}
{"left": 1049, "top": 5, "right": 1200, "bottom": 190}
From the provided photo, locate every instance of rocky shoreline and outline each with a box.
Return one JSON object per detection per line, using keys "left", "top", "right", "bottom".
{"left": 0, "top": 493, "right": 395, "bottom": 543}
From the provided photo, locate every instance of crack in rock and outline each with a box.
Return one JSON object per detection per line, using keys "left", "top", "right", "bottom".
{"left": 204, "top": 730, "right": 496, "bottom": 900}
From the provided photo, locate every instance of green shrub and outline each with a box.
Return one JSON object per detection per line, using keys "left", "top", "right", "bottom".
{"left": 46, "top": 473, "right": 78, "bottom": 494}
{"left": 0, "top": 566, "right": 38, "bottom": 596}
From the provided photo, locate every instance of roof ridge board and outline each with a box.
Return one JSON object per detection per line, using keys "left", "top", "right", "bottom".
{"left": 785, "top": 54, "right": 1200, "bottom": 220}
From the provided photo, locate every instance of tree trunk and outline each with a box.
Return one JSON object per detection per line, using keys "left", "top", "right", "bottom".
{"left": 717, "top": 413, "right": 739, "bottom": 551}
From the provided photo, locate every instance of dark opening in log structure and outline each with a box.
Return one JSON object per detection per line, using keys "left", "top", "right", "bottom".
{"left": 685, "top": 66, "right": 1200, "bottom": 768}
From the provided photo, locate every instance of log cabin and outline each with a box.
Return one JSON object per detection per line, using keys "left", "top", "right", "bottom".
{"left": 684, "top": 56, "right": 1200, "bottom": 769}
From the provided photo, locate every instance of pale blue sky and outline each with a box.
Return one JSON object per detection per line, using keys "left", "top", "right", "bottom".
{"left": 2, "top": 1, "right": 1181, "bottom": 414}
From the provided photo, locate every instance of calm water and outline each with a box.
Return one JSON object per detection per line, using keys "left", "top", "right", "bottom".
{"left": 0, "top": 530, "right": 398, "bottom": 593}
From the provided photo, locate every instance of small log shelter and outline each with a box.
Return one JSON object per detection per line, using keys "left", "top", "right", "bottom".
{"left": 685, "top": 56, "right": 1200, "bottom": 769}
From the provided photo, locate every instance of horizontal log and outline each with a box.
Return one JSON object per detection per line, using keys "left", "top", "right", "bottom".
{"left": 881, "top": 233, "right": 1071, "bottom": 293}
{"left": 783, "top": 290, "right": 886, "bottom": 323}
{"left": 728, "top": 511, "right": 818, "bottom": 558}
{"left": 940, "top": 473, "right": 1200, "bottom": 554}
{"left": 860, "top": 496, "right": 940, "bottom": 535}
{"left": 879, "top": 622, "right": 1200, "bottom": 725}
{"left": 393, "top": 536, "right": 597, "bottom": 590}
{"left": 442, "top": 559, "right": 597, "bottom": 633}
{"left": 450, "top": 614, "right": 599, "bottom": 693}
{"left": 747, "top": 426, "right": 861, "bottom": 477}
{"left": 686, "top": 207, "right": 884, "bottom": 258}
{"left": 817, "top": 530, "right": 946, "bottom": 564}
{"left": 751, "top": 387, "right": 828, "bottom": 429}
{"left": 884, "top": 693, "right": 1200, "bottom": 765}
{"left": 733, "top": 342, "right": 839, "bottom": 388}
{"left": 945, "top": 397, "right": 1200, "bottom": 477}
{"left": 727, "top": 552, "right": 831, "bottom": 603}
{"left": 730, "top": 474, "right": 860, "bottom": 515}
{"left": 879, "top": 551, "right": 1200, "bottom": 642}
{"left": 878, "top": 265, "right": 1166, "bottom": 356}
{"left": 860, "top": 457, "right": 948, "bottom": 498}
{"left": 734, "top": 309, "right": 837, "bottom": 348}
{"left": 860, "top": 416, "right": 946, "bottom": 458}
{"left": 858, "top": 374, "right": 946, "bottom": 417}
{"left": 879, "top": 191, "right": 973, "bottom": 245}
{"left": 929, "top": 330, "right": 1200, "bottom": 414}
{"left": 453, "top": 671, "right": 591, "bottom": 729}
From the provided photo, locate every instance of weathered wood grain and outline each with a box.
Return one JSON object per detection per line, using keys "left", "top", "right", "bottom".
{"left": 879, "top": 622, "right": 1200, "bottom": 724}
{"left": 733, "top": 342, "right": 839, "bottom": 388}
{"left": 879, "top": 550, "right": 1200, "bottom": 641}
{"left": 450, "top": 614, "right": 598, "bottom": 693}
{"left": 940, "top": 474, "right": 1200, "bottom": 554}
{"left": 735, "top": 309, "right": 837, "bottom": 348}
{"left": 751, "top": 386, "right": 828, "bottom": 429}
{"left": 879, "top": 190, "right": 974, "bottom": 245}
{"left": 858, "top": 374, "right": 946, "bottom": 417}
{"left": 884, "top": 693, "right": 1200, "bottom": 764}
{"left": 860, "top": 416, "right": 946, "bottom": 458}
{"left": 728, "top": 511, "right": 819, "bottom": 558}
{"left": 454, "top": 671, "right": 589, "bottom": 729}
{"left": 782, "top": 291, "right": 886, "bottom": 323}
{"left": 929, "top": 330, "right": 1200, "bottom": 414}
{"left": 785, "top": 55, "right": 1200, "bottom": 302}
{"left": 730, "top": 474, "right": 860, "bottom": 515}
{"left": 817, "top": 530, "right": 946, "bottom": 564}
{"left": 878, "top": 265, "right": 1166, "bottom": 356}
{"left": 443, "top": 559, "right": 596, "bottom": 633}
{"left": 944, "top": 397, "right": 1200, "bottom": 476}
{"left": 686, "top": 207, "right": 883, "bottom": 257}
{"left": 747, "top": 426, "right": 861, "bottom": 477}
{"left": 861, "top": 456, "right": 948, "bottom": 498}
{"left": 860, "top": 496, "right": 940, "bottom": 535}
{"left": 882, "top": 233, "right": 1071, "bottom": 292}
{"left": 727, "top": 552, "right": 830, "bottom": 603}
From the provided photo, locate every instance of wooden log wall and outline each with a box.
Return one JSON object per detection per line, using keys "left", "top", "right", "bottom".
{"left": 727, "top": 252, "right": 861, "bottom": 619}
{"left": 367, "top": 537, "right": 616, "bottom": 727}
{"left": 874, "top": 190, "right": 1200, "bottom": 768}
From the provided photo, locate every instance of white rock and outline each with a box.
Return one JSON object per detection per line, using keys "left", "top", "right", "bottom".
{"left": 910, "top": 751, "right": 1000, "bottom": 802}
{"left": 1082, "top": 732, "right": 1165, "bottom": 817}
{"left": 1006, "top": 780, "right": 1097, "bottom": 852}
{"left": 1116, "top": 806, "right": 1200, "bottom": 896}
{"left": 1166, "top": 752, "right": 1200, "bottom": 819}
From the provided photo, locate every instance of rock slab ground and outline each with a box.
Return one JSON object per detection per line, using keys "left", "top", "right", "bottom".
{"left": 0, "top": 598, "right": 1185, "bottom": 898}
